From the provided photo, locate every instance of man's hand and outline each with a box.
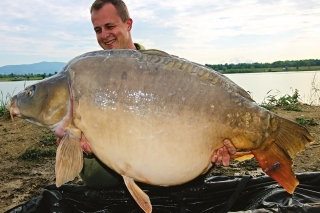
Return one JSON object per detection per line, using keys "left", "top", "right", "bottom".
{"left": 211, "top": 139, "right": 236, "bottom": 166}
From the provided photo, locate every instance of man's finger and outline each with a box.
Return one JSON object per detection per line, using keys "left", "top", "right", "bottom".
{"left": 223, "top": 139, "right": 237, "bottom": 155}
{"left": 215, "top": 147, "right": 223, "bottom": 166}
{"left": 222, "top": 146, "right": 231, "bottom": 166}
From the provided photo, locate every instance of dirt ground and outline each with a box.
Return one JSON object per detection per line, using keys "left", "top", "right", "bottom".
{"left": 0, "top": 104, "right": 319, "bottom": 212}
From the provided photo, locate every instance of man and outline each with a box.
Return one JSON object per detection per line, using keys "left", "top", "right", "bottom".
{"left": 91, "top": 0, "right": 144, "bottom": 50}
{"left": 79, "top": 0, "right": 236, "bottom": 188}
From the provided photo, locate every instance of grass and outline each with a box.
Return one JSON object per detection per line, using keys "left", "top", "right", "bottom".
{"left": 40, "top": 132, "right": 57, "bottom": 146}
{"left": 260, "top": 89, "right": 302, "bottom": 111}
{"left": 0, "top": 82, "right": 26, "bottom": 116}
{"left": 20, "top": 147, "right": 56, "bottom": 160}
{"left": 0, "top": 91, "right": 12, "bottom": 116}
{"left": 296, "top": 117, "right": 319, "bottom": 127}
{"left": 20, "top": 131, "right": 57, "bottom": 161}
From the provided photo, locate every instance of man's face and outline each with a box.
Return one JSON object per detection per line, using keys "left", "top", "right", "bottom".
{"left": 91, "top": 3, "right": 132, "bottom": 50}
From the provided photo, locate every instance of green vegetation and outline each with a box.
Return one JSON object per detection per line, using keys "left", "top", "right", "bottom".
{"left": 206, "top": 59, "right": 320, "bottom": 73}
{"left": 40, "top": 131, "right": 57, "bottom": 146}
{"left": 0, "top": 72, "right": 57, "bottom": 82}
{"left": 20, "top": 131, "right": 57, "bottom": 161}
{"left": 0, "top": 76, "right": 43, "bottom": 82}
{"left": 20, "top": 147, "right": 56, "bottom": 160}
{"left": 260, "top": 87, "right": 318, "bottom": 128}
{"left": 296, "top": 117, "right": 319, "bottom": 127}
{"left": 260, "top": 89, "right": 302, "bottom": 111}
{"left": 0, "top": 91, "right": 12, "bottom": 116}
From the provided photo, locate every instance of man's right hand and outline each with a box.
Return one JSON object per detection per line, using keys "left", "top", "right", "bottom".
{"left": 211, "top": 139, "right": 237, "bottom": 166}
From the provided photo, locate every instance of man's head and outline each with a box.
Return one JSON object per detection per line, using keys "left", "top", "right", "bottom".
{"left": 91, "top": 0, "right": 135, "bottom": 50}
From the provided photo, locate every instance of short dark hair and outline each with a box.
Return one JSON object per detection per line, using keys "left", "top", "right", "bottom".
{"left": 90, "top": 0, "right": 130, "bottom": 23}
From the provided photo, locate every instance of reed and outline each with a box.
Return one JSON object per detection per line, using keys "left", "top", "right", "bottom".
{"left": 0, "top": 91, "right": 12, "bottom": 116}
{"left": 307, "top": 73, "right": 320, "bottom": 106}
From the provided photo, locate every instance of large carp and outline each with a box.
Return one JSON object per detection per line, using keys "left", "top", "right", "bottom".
{"left": 8, "top": 49, "right": 314, "bottom": 213}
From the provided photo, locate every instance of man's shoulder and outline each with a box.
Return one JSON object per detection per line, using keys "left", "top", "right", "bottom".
{"left": 134, "top": 43, "right": 145, "bottom": 50}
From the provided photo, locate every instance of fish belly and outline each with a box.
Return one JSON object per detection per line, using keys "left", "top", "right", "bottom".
{"left": 74, "top": 103, "right": 219, "bottom": 186}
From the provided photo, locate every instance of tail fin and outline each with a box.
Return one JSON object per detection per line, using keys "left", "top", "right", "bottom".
{"left": 251, "top": 116, "right": 314, "bottom": 194}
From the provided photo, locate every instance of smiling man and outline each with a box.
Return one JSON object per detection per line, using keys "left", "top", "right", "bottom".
{"left": 91, "top": 0, "right": 144, "bottom": 50}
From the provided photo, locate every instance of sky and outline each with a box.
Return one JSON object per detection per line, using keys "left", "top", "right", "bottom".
{"left": 0, "top": 0, "right": 319, "bottom": 67}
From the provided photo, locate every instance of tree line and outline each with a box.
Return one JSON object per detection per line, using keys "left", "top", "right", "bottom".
{"left": 0, "top": 72, "right": 58, "bottom": 80}
{"left": 205, "top": 59, "right": 320, "bottom": 73}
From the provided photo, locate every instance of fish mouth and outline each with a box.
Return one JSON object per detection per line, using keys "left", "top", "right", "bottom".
{"left": 7, "top": 98, "right": 44, "bottom": 127}
{"left": 7, "top": 100, "right": 21, "bottom": 123}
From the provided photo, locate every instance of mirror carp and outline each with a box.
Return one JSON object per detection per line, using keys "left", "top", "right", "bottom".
{"left": 8, "top": 49, "right": 314, "bottom": 213}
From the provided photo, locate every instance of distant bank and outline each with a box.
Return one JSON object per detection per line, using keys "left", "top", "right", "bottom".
{"left": 0, "top": 61, "right": 66, "bottom": 76}
{"left": 0, "top": 76, "right": 45, "bottom": 82}
{"left": 209, "top": 66, "right": 320, "bottom": 74}
{"left": 205, "top": 58, "right": 320, "bottom": 74}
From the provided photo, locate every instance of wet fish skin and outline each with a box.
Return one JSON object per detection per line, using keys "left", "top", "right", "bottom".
{"left": 8, "top": 49, "right": 314, "bottom": 213}
{"left": 9, "top": 73, "right": 71, "bottom": 135}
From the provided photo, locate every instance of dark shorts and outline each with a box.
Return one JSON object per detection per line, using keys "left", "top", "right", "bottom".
{"left": 79, "top": 155, "right": 121, "bottom": 188}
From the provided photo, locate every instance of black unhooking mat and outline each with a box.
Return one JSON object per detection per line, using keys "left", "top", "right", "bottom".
{"left": 5, "top": 172, "right": 320, "bottom": 213}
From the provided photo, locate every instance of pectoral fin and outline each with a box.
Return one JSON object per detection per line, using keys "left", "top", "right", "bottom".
{"left": 55, "top": 129, "right": 83, "bottom": 187}
{"left": 122, "top": 175, "right": 152, "bottom": 213}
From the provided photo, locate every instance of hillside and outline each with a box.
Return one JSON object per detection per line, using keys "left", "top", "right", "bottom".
{"left": 0, "top": 62, "right": 66, "bottom": 75}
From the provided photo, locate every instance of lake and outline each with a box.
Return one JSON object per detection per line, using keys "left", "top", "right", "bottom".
{"left": 1, "top": 71, "right": 319, "bottom": 105}
{"left": 225, "top": 71, "right": 320, "bottom": 105}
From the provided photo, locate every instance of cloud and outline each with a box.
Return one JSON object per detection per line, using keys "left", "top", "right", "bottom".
{"left": 0, "top": 0, "right": 319, "bottom": 66}
{"left": 153, "top": 0, "right": 318, "bottom": 39}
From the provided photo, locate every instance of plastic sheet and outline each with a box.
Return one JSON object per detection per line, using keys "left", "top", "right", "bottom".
{"left": 5, "top": 172, "right": 320, "bottom": 213}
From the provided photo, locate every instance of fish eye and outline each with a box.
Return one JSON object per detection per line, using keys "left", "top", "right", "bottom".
{"left": 26, "top": 86, "right": 35, "bottom": 97}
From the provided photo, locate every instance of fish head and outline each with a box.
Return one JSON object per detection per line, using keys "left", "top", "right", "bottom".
{"left": 8, "top": 72, "right": 71, "bottom": 128}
